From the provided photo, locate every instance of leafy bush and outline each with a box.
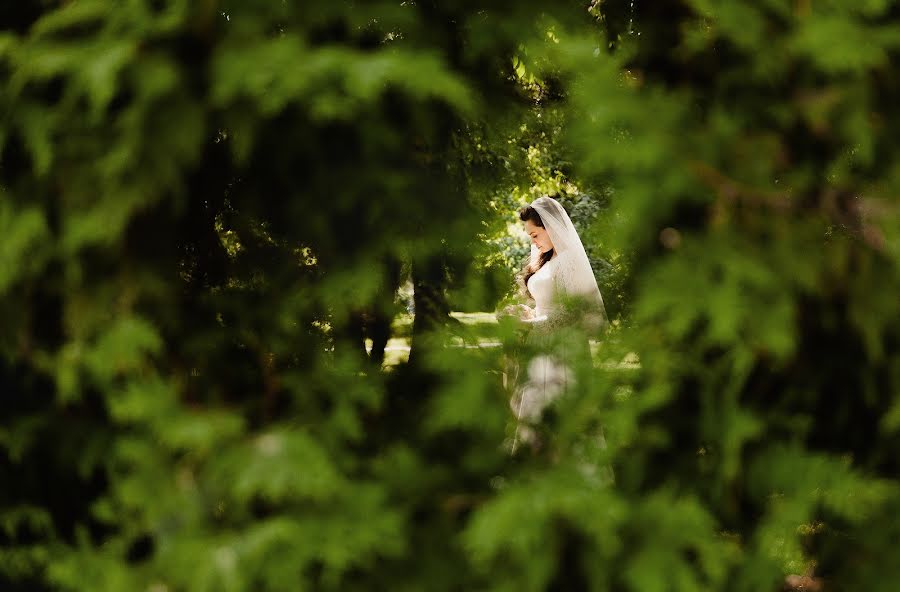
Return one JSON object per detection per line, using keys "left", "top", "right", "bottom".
{"left": 1, "top": 1, "right": 899, "bottom": 591}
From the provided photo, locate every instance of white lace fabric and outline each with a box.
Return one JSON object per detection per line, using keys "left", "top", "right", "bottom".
{"left": 529, "top": 196, "right": 607, "bottom": 321}
{"left": 509, "top": 197, "right": 608, "bottom": 430}
{"left": 526, "top": 255, "right": 559, "bottom": 322}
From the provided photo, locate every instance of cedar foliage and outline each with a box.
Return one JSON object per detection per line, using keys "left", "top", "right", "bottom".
{"left": 2, "top": 1, "right": 899, "bottom": 590}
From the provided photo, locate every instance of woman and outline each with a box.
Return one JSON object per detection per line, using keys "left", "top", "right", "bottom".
{"left": 502, "top": 196, "right": 608, "bottom": 451}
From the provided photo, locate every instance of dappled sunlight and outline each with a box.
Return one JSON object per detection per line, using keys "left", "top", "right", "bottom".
{"left": 1, "top": 1, "right": 898, "bottom": 591}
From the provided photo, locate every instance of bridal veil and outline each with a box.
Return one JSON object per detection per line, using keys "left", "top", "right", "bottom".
{"left": 529, "top": 196, "right": 608, "bottom": 325}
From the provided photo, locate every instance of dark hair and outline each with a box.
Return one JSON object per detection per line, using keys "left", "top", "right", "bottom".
{"left": 518, "top": 205, "right": 554, "bottom": 297}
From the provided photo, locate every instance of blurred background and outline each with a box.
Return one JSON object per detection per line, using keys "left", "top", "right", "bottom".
{"left": 1, "top": 1, "right": 899, "bottom": 590}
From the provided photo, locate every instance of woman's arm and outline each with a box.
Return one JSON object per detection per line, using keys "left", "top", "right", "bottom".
{"left": 520, "top": 311, "right": 548, "bottom": 324}
{"left": 499, "top": 303, "right": 538, "bottom": 322}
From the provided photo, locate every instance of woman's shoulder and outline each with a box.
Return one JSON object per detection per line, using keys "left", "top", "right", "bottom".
{"left": 547, "top": 252, "right": 569, "bottom": 271}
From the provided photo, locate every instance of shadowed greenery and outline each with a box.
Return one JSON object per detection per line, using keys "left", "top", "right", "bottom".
{"left": 2, "top": 1, "right": 900, "bottom": 591}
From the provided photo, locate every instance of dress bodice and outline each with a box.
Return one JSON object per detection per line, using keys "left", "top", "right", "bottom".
{"left": 527, "top": 256, "right": 559, "bottom": 320}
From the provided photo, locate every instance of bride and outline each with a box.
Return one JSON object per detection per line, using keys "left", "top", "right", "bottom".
{"left": 501, "top": 196, "right": 607, "bottom": 450}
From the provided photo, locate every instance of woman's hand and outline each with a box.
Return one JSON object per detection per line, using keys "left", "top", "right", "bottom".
{"left": 499, "top": 303, "right": 535, "bottom": 321}
{"left": 516, "top": 304, "right": 535, "bottom": 320}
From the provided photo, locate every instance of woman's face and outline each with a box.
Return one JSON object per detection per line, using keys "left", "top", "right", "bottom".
{"left": 524, "top": 220, "right": 553, "bottom": 254}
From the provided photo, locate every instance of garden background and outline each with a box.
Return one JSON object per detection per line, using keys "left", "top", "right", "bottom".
{"left": 2, "top": 1, "right": 900, "bottom": 590}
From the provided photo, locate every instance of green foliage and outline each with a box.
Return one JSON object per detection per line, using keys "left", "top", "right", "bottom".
{"left": 2, "top": 1, "right": 900, "bottom": 591}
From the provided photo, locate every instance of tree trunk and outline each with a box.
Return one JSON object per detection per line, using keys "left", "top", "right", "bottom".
{"left": 367, "top": 255, "right": 402, "bottom": 367}
{"left": 408, "top": 253, "right": 451, "bottom": 367}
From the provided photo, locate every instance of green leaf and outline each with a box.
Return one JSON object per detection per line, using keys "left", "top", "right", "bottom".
{"left": 0, "top": 199, "right": 50, "bottom": 294}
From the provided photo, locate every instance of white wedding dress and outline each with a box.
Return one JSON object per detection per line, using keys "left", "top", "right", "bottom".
{"left": 512, "top": 254, "right": 610, "bottom": 476}
{"left": 508, "top": 197, "right": 608, "bottom": 456}
{"left": 513, "top": 255, "right": 575, "bottom": 423}
{"left": 526, "top": 254, "right": 561, "bottom": 324}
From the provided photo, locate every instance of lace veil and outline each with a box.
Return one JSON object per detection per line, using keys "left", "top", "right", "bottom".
{"left": 530, "top": 196, "right": 608, "bottom": 325}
